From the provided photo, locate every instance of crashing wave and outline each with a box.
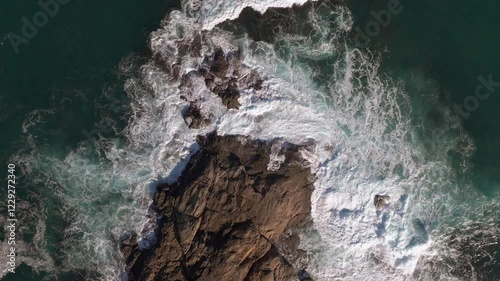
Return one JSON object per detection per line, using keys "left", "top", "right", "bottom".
{"left": 183, "top": 0, "right": 319, "bottom": 30}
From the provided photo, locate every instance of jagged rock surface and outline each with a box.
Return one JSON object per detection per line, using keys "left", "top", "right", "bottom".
{"left": 180, "top": 48, "right": 263, "bottom": 128}
{"left": 123, "top": 134, "right": 314, "bottom": 281}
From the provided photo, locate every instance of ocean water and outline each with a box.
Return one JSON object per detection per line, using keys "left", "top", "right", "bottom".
{"left": 1, "top": 0, "right": 499, "bottom": 280}
{"left": 0, "top": 0, "right": 180, "bottom": 280}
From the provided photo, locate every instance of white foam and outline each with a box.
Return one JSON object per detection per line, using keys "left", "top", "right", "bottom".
{"left": 187, "top": 0, "right": 318, "bottom": 30}
{"left": 0, "top": 203, "right": 55, "bottom": 279}
{"left": 267, "top": 141, "right": 286, "bottom": 171}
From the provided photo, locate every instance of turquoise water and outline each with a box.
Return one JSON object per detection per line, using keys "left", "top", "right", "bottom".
{"left": 1, "top": 0, "right": 499, "bottom": 280}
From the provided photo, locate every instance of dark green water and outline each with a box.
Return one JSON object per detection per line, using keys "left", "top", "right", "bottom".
{"left": 348, "top": 0, "right": 500, "bottom": 196}
{"left": 0, "top": 0, "right": 179, "bottom": 164}
{"left": 0, "top": 0, "right": 179, "bottom": 280}
{"left": 1, "top": 0, "right": 499, "bottom": 280}
{"left": 359, "top": 0, "right": 500, "bottom": 196}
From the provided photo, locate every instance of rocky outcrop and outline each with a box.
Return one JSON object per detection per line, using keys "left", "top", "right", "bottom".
{"left": 123, "top": 133, "right": 315, "bottom": 281}
{"left": 181, "top": 102, "right": 209, "bottom": 129}
{"left": 180, "top": 48, "right": 263, "bottom": 128}
{"left": 201, "top": 48, "right": 263, "bottom": 109}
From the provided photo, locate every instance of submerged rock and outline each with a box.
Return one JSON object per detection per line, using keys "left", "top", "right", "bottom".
{"left": 298, "top": 269, "right": 314, "bottom": 280}
{"left": 119, "top": 231, "right": 138, "bottom": 259}
{"left": 123, "top": 133, "right": 315, "bottom": 280}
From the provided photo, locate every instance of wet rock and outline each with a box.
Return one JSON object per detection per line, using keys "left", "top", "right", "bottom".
{"left": 374, "top": 195, "right": 391, "bottom": 210}
{"left": 212, "top": 78, "right": 241, "bottom": 109}
{"left": 298, "top": 269, "right": 314, "bottom": 280}
{"left": 119, "top": 231, "right": 138, "bottom": 258}
{"left": 181, "top": 102, "right": 210, "bottom": 129}
{"left": 210, "top": 48, "right": 230, "bottom": 79}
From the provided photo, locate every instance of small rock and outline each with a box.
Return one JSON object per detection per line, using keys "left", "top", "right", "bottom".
{"left": 374, "top": 195, "right": 391, "bottom": 210}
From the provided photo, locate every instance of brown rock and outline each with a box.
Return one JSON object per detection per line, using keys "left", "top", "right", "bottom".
{"left": 125, "top": 133, "right": 315, "bottom": 281}
{"left": 212, "top": 78, "right": 241, "bottom": 109}
{"left": 209, "top": 49, "right": 230, "bottom": 79}
{"left": 374, "top": 195, "right": 391, "bottom": 210}
{"left": 181, "top": 102, "right": 209, "bottom": 129}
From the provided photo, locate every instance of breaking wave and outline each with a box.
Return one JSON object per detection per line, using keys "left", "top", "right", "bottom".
{"left": 143, "top": 0, "right": 496, "bottom": 279}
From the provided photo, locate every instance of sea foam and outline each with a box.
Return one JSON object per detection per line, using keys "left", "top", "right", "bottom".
{"left": 185, "top": 0, "right": 318, "bottom": 30}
